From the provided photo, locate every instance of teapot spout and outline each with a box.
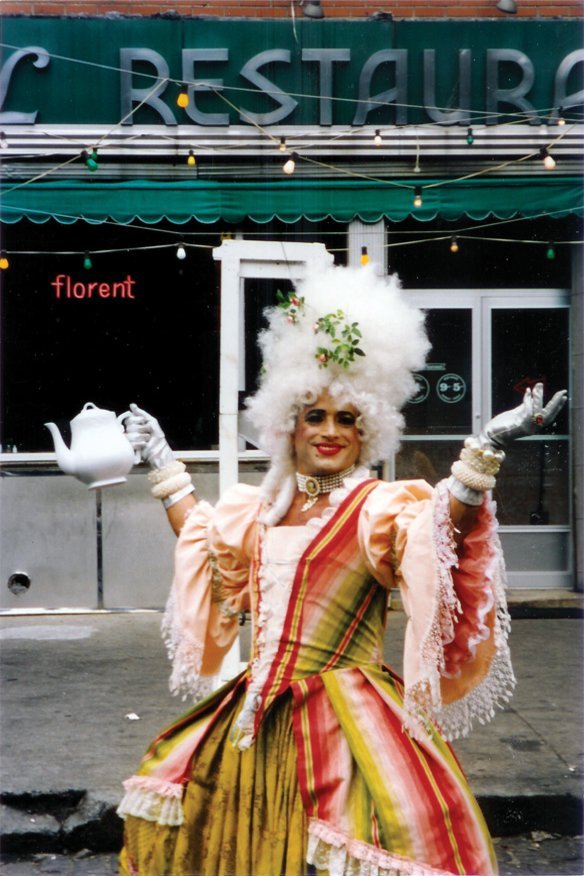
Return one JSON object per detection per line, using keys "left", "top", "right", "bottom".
{"left": 44, "top": 422, "right": 75, "bottom": 475}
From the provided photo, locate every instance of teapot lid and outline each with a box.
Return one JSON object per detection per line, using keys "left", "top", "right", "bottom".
{"left": 72, "top": 402, "right": 113, "bottom": 422}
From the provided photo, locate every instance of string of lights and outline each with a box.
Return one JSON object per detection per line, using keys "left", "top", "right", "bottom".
{"left": 1, "top": 227, "right": 580, "bottom": 274}
{"left": 1, "top": 110, "right": 576, "bottom": 197}
{"left": 4, "top": 237, "right": 580, "bottom": 256}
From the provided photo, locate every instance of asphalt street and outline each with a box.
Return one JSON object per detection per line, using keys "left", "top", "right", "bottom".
{"left": 1, "top": 610, "right": 582, "bottom": 874}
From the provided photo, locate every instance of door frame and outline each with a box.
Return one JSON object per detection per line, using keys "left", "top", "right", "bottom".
{"left": 213, "top": 239, "right": 333, "bottom": 494}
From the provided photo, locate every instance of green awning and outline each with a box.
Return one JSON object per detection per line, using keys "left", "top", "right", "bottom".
{"left": 1, "top": 177, "right": 582, "bottom": 225}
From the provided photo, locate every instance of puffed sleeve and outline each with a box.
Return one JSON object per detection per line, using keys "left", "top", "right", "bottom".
{"left": 161, "top": 484, "right": 260, "bottom": 701}
{"left": 360, "top": 478, "right": 515, "bottom": 741}
{"left": 358, "top": 479, "right": 434, "bottom": 588}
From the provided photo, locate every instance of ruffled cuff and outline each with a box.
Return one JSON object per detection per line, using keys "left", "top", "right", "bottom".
{"left": 117, "top": 776, "right": 184, "bottom": 826}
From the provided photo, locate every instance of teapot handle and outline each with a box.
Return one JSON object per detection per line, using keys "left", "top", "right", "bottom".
{"left": 118, "top": 410, "right": 141, "bottom": 465}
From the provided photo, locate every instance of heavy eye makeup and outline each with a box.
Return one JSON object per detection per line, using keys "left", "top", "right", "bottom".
{"left": 303, "top": 409, "right": 357, "bottom": 426}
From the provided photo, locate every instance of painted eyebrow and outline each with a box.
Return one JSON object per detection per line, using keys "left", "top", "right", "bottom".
{"left": 304, "top": 409, "right": 356, "bottom": 418}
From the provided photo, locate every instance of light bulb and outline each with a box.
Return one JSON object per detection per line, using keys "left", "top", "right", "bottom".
{"left": 413, "top": 186, "right": 423, "bottom": 208}
{"left": 283, "top": 153, "right": 297, "bottom": 175}
{"left": 0, "top": 132, "right": 7, "bottom": 149}
{"left": 546, "top": 243, "right": 556, "bottom": 260}
{"left": 177, "top": 88, "right": 189, "bottom": 109}
{"left": 466, "top": 127, "right": 475, "bottom": 146}
{"left": 374, "top": 129, "right": 382, "bottom": 147}
{"left": 360, "top": 246, "right": 369, "bottom": 266}
{"left": 83, "top": 253, "right": 93, "bottom": 270}
{"left": 540, "top": 147, "right": 556, "bottom": 170}
{"left": 187, "top": 150, "right": 196, "bottom": 167}
{"left": 450, "top": 237, "right": 459, "bottom": 253}
{"left": 83, "top": 148, "right": 98, "bottom": 172}
{"left": 176, "top": 244, "right": 187, "bottom": 260}
{"left": 556, "top": 108, "right": 566, "bottom": 126}
{"left": 279, "top": 137, "right": 287, "bottom": 152}
{"left": 0, "top": 253, "right": 9, "bottom": 270}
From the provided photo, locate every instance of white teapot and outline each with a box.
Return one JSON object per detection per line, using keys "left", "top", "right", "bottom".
{"left": 45, "top": 402, "right": 136, "bottom": 489}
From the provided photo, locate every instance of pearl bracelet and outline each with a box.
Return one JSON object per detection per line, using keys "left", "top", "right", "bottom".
{"left": 151, "top": 471, "right": 193, "bottom": 500}
{"left": 449, "top": 434, "right": 506, "bottom": 496}
{"left": 461, "top": 437, "right": 505, "bottom": 475}
{"left": 148, "top": 460, "right": 185, "bottom": 485}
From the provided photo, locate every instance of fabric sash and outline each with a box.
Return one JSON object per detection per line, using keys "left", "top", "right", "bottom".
{"left": 250, "top": 478, "right": 381, "bottom": 741}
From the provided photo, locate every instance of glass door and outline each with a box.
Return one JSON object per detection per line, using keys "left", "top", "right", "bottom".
{"left": 396, "top": 289, "right": 571, "bottom": 589}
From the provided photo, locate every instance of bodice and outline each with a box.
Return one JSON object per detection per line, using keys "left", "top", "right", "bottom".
{"left": 232, "top": 479, "right": 387, "bottom": 749}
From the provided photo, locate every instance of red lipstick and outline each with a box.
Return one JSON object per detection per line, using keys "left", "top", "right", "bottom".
{"left": 316, "top": 444, "right": 342, "bottom": 456}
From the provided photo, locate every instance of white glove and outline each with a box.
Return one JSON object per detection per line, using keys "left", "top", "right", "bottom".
{"left": 480, "top": 382, "right": 567, "bottom": 448}
{"left": 125, "top": 403, "right": 175, "bottom": 470}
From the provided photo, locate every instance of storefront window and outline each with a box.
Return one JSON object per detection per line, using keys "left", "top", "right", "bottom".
{"left": 491, "top": 308, "right": 569, "bottom": 433}
{"left": 0, "top": 221, "right": 220, "bottom": 452}
{"left": 490, "top": 307, "right": 569, "bottom": 526}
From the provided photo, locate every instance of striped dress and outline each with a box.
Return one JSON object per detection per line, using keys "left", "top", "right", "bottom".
{"left": 118, "top": 473, "right": 514, "bottom": 876}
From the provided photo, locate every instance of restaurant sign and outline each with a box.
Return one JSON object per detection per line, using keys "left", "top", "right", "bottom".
{"left": 1, "top": 18, "right": 582, "bottom": 127}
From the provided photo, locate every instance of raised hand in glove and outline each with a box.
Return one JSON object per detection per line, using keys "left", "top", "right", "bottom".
{"left": 449, "top": 382, "right": 568, "bottom": 509}
{"left": 479, "top": 382, "right": 568, "bottom": 448}
{"left": 124, "top": 403, "right": 175, "bottom": 470}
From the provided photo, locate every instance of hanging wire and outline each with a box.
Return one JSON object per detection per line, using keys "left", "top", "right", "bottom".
{"left": 4, "top": 232, "right": 581, "bottom": 260}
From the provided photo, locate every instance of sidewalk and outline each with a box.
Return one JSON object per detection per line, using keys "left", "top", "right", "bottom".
{"left": 0, "top": 602, "right": 582, "bottom": 856}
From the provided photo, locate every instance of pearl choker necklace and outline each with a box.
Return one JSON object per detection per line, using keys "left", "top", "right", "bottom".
{"left": 296, "top": 465, "right": 356, "bottom": 512}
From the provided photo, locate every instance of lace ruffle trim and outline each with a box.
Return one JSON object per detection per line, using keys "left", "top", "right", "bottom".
{"left": 437, "top": 481, "right": 495, "bottom": 679}
{"left": 161, "top": 589, "right": 215, "bottom": 702}
{"left": 116, "top": 776, "right": 184, "bottom": 826}
{"left": 406, "top": 478, "right": 463, "bottom": 717}
{"left": 403, "top": 481, "right": 515, "bottom": 742}
{"left": 307, "top": 819, "right": 455, "bottom": 876}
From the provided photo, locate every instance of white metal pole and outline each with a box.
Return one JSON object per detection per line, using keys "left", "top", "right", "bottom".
{"left": 217, "top": 248, "right": 241, "bottom": 497}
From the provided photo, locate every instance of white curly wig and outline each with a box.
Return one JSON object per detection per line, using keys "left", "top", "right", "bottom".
{"left": 245, "top": 263, "right": 430, "bottom": 524}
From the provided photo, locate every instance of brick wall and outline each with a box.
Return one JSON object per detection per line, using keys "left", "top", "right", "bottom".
{"left": 1, "top": 0, "right": 582, "bottom": 17}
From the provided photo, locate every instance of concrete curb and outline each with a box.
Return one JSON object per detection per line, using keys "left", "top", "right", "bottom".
{"left": 1, "top": 792, "right": 122, "bottom": 855}
{"left": 1, "top": 790, "right": 582, "bottom": 856}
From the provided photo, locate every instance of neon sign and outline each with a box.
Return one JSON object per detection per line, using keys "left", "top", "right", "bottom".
{"left": 51, "top": 274, "right": 137, "bottom": 300}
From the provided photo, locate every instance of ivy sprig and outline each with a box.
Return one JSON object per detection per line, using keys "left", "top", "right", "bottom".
{"left": 314, "top": 309, "right": 365, "bottom": 369}
{"left": 275, "top": 293, "right": 366, "bottom": 370}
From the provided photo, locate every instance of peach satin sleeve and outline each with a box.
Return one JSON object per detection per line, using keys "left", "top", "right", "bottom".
{"left": 359, "top": 478, "right": 515, "bottom": 740}
{"left": 161, "top": 484, "right": 260, "bottom": 701}
{"left": 358, "top": 479, "right": 434, "bottom": 589}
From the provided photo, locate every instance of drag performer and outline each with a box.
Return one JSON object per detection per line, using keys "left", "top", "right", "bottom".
{"left": 118, "top": 264, "right": 566, "bottom": 876}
